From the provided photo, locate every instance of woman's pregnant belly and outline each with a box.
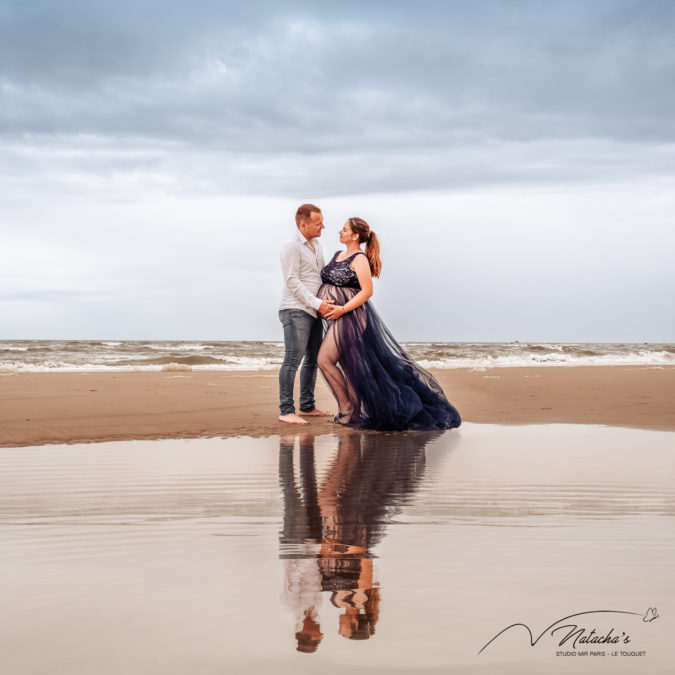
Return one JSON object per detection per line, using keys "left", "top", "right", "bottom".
{"left": 317, "top": 283, "right": 359, "bottom": 305}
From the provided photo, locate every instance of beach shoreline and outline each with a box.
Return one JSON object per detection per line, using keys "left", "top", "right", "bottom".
{"left": 1, "top": 366, "right": 673, "bottom": 447}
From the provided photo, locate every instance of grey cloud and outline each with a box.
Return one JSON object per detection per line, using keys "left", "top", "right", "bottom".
{"left": 1, "top": 0, "right": 674, "bottom": 197}
{"left": 1, "top": 133, "right": 673, "bottom": 201}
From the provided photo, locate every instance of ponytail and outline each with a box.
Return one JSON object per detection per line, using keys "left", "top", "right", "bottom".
{"left": 348, "top": 217, "right": 382, "bottom": 278}
{"left": 365, "top": 231, "right": 382, "bottom": 278}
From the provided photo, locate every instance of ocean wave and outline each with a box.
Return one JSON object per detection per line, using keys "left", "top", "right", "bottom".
{"left": 147, "top": 343, "right": 212, "bottom": 351}
{"left": 223, "top": 356, "right": 282, "bottom": 366}
{"left": 1, "top": 341, "right": 673, "bottom": 372}
{"left": 161, "top": 363, "right": 193, "bottom": 371}
{"left": 418, "top": 350, "right": 674, "bottom": 369}
{"left": 106, "top": 355, "right": 227, "bottom": 366}
{"left": 0, "top": 361, "right": 280, "bottom": 373}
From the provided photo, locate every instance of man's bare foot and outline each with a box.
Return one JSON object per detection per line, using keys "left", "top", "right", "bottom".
{"left": 298, "top": 409, "right": 332, "bottom": 417}
{"left": 279, "top": 413, "right": 309, "bottom": 425}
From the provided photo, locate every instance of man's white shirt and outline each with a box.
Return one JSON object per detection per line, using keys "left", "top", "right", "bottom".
{"left": 279, "top": 229, "right": 325, "bottom": 317}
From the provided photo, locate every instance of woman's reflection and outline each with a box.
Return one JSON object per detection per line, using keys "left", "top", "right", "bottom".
{"left": 279, "top": 430, "right": 440, "bottom": 652}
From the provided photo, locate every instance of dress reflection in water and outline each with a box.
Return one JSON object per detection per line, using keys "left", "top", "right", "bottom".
{"left": 317, "top": 226, "right": 461, "bottom": 431}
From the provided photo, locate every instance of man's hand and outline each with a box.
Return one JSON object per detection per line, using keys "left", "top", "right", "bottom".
{"left": 319, "top": 300, "right": 336, "bottom": 317}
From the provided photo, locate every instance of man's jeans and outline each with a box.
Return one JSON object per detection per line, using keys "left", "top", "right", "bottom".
{"left": 279, "top": 309, "right": 323, "bottom": 415}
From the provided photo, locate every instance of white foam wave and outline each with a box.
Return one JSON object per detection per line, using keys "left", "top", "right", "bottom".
{"left": 2, "top": 343, "right": 672, "bottom": 372}
{"left": 0, "top": 357, "right": 281, "bottom": 373}
{"left": 418, "top": 350, "right": 674, "bottom": 369}
{"left": 224, "top": 356, "right": 282, "bottom": 368}
{"left": 161, "top": 363, "right": 193, "bottom": 372}
{"left": 147, "top": 343, "right": 212, "bottom": 351}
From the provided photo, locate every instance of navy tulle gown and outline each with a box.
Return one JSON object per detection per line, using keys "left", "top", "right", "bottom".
{"left": 317, "top": 251, "right": 461, "bottom": 431}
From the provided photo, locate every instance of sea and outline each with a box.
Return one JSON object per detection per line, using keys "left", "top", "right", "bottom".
{"left": 0, "top": 340, "right": 673, "bottom": 372}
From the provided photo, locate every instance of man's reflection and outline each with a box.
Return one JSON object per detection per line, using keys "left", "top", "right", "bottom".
{"left": 279, "top": 434, "right": 324, "bottom": 653}
{"left": 279, "top": 430, "right": 440, "bottom": 651}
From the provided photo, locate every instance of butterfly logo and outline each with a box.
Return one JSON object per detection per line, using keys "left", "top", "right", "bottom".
{"left": 643, "top": 607, "right": 659, "bottom": 623}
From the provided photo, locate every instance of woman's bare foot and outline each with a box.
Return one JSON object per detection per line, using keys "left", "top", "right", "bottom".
{"left": 333, "top": 405, "right": 355, "bottom": 426}
{"left": 298, "top": 408, "right": 332, "bottom": 417}
{"left": 279, "top": 413, "right": 309, "bottom": 425}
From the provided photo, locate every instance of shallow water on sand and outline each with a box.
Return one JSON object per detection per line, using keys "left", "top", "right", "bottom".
{"left": 1, "top": 424, "right": 674, "bottom": 674}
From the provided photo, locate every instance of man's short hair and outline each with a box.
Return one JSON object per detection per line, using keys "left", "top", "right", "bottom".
{"left": 296, "top": 203, "right": 321, "bottom": 227}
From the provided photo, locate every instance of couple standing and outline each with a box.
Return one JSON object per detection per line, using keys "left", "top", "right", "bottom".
{"left": 278, "top": 203, "right": 460, "bottom": 431}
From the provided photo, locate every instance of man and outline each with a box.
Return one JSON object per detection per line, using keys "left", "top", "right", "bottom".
{"left": 278, "top": 204, "right": 334, "bottom": 424}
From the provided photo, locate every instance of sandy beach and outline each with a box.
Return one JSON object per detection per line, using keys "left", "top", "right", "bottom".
{"left": 1, "top": 366, "right": 673, "bottom": 447}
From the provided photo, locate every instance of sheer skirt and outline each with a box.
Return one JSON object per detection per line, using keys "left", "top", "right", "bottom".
{"left": 317, "top": 284, "right": 461, "bottom": 431}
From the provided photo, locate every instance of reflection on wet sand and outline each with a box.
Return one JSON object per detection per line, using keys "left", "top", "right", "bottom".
{"left": 2, "top": 426, "right": 674, "bottom": 674}
{"left": 279, "top": 430, "right": 442, "bottom": 652}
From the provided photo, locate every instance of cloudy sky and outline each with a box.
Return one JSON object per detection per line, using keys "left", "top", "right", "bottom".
{"left": 1, "top": 0, "right": 673, "bottom": 341}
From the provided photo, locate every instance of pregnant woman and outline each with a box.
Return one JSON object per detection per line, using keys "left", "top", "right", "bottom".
{"left": 317, "top": 217, "right": 461, "bottom": 431}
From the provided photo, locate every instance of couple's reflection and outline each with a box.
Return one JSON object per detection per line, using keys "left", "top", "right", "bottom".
{"left": 279, "top": 430, "right": 440, "bottom": 652}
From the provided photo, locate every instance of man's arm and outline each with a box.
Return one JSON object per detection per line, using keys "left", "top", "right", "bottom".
{"left": 280, "top": 244, "right": 332, "bottom": 314}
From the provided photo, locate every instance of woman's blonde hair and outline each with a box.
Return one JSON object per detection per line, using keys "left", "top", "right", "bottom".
{"left": 348, "top": 217, "right": 381, "bottom": 278}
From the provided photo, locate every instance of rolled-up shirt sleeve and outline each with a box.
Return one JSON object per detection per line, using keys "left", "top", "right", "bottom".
{"left": 280, "top": 244, "right": 323, "bottom": 311}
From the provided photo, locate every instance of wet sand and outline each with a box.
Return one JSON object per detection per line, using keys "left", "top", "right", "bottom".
{"left": 0, "top": 366, "right": 673, "bottom": 447}
{"left": 1, "top": 425, "right": 673, "bottom": 674}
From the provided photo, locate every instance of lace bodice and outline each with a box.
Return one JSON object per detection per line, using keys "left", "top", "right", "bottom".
{"left": 320, "top": 251, "right": 366, "bottom": 289}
